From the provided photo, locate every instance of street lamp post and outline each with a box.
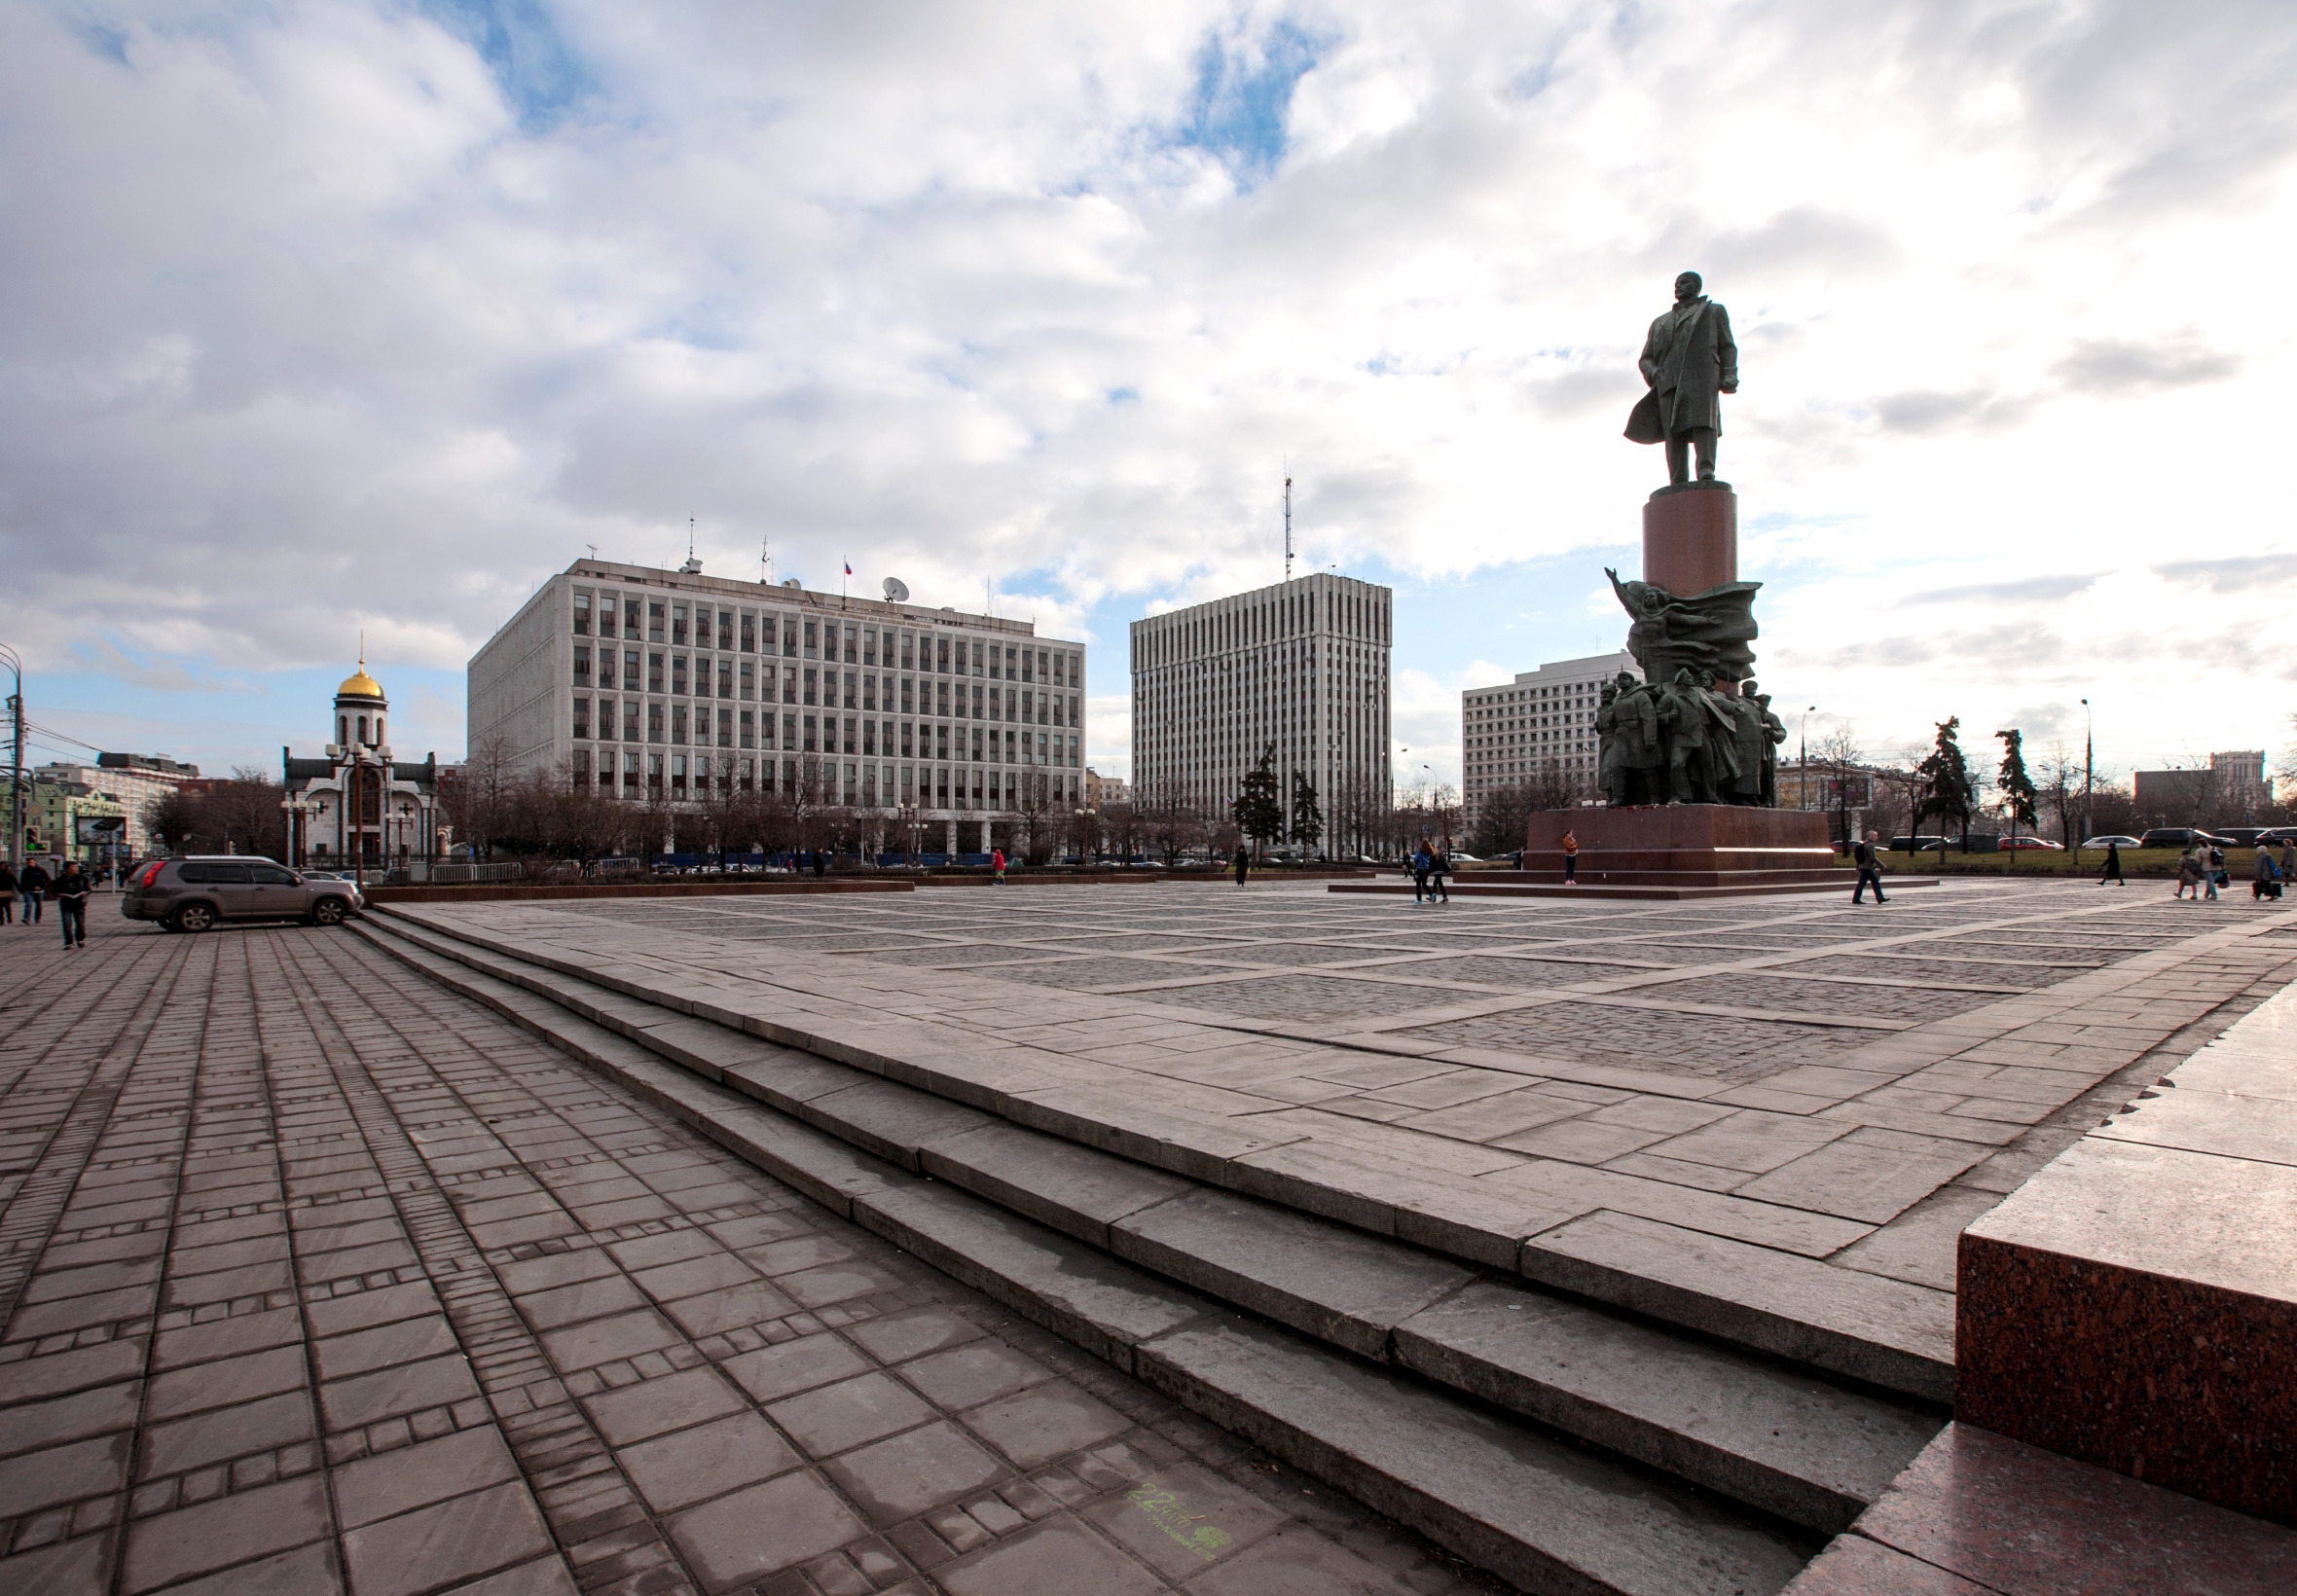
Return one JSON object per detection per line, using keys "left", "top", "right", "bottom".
{"left": 2081, "top": 697, "right": 2094, "bottom": 848}
{"left": 1800, "top": 707, "right": 1816, "bottom": 811}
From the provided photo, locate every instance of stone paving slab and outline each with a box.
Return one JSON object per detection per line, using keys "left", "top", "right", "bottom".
{"left": 0, "top": 913, "right": 1500, "bottom": 1596}
{"left": 384, "top": 880, "right": 2297, "bottom": 1396}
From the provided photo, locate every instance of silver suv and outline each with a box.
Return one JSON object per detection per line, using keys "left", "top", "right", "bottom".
{"left": 122, "top": 856, "right": 364, "bottom": 931}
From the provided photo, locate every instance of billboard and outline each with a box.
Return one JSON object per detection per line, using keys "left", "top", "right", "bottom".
{"left": 1826, "top": 776, "right": 1873, "bottom": 807}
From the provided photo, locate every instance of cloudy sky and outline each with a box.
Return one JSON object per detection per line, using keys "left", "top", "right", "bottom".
{"left": 6, "top": 0, "right": 2294, "bottom": 793}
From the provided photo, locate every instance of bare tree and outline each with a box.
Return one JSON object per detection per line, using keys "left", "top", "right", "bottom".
{"left": 2037, "top": 741, "right": 2085, "bottom": 848}
{"left": 1811, "top": 725, "right": 1864, "bottom": 852}
{"left": 446, "top": 733, "right": 519, "bottom": 860}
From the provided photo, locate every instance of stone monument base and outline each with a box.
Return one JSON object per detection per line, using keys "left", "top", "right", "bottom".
{"left": 1482, "top": 805, "right": 1933, "bottom": 898}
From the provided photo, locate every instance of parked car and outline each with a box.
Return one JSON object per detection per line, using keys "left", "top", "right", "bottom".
{"left": 1998, "top": 836, "right": 2064, "bottom": 851}
{"left": 2260, "top": 828, "right": 2297, "bottom": 847}
{"left": 2136, "top": 828, "right": 2225, "bottom": 850}
{"left": 121, "top": 856, "right": 362, "bottom": 931}
{"left": 2211, "top": 827, "right": 2272, "bottom": 849}
{"left": 1888, "top": 836, "right": 1946, "bottom": 852}
{"left": 2079, "top": 835, "right": 2143, "bottom": 851}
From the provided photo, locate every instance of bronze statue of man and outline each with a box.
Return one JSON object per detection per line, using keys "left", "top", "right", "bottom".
{"left": 1626, "top": 272, "right": 1737, "bottom": 486}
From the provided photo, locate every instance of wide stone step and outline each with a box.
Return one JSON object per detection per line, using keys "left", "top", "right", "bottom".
{"left": 371, "top": 903, "right": 1956, "bottom": 1403}
{"left": 357, "top": 913, "right": 1940, "bottom": 1538}
{"left": 351, "top": 916, "right": 1815, "bottom": 1596}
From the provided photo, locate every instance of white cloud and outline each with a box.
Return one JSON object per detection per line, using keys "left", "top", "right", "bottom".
{"left": 2, "top": 0, "right": 2293, "bottom": 780}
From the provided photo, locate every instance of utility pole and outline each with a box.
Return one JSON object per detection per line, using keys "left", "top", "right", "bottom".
{"left": 1283, "top": 476, "right": 1294, "bottom": 584}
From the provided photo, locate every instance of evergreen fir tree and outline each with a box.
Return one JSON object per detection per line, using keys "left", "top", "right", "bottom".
{"left": 1230, "top": 745, "right": 1285, "bottom": 855}
{"left": 1915, "top": 717, "right": 1976, "bottom": 850}
{"left": 1994, "top": 729, "right": 2038, "bottom": 849}
{"left": 1289, "top": 770, "right": 1324, "bottom": 854}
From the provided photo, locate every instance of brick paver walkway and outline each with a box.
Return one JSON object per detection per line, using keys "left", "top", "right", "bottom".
{"left": 0, "top": 911, "right": 1495, "bottom": 1596}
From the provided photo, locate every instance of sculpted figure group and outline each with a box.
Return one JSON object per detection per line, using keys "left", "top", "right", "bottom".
{"left": 1596, "top": 671, "right": 1786, "bottom": 808}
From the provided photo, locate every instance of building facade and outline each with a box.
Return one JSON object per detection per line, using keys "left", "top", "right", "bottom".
{"left": 467, "top": 560, "right": 1088, "bottom": 855}
{"left": 22, "top": 753, "right": 201, "bottom": 858}
{"left": 1129, "top": 573, "right": 1391, "bottom": 852}
{"left": 5, "top": 772, "right": 128, "bottom": 866}
{"left": 2133, "top": 751, "right": 2275, "bottom": 822}
{"left": 281, "top": 660, "right": 446, "bottom": 870}
{"left": 1461, "top": 651, "right": 1638, "bottom": 822}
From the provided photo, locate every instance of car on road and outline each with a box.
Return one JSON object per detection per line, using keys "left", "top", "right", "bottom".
{"left": 2079, "top": 835, "right": 2143, "bottom": 851}
{"left": 1998, "top": 836, "right": 2064, "bottom": 851}
{"left": 121, "top": 856, "right": 363, "bottom": 931}
{"left": 2136, "top": 828, "right": 2228, "bottom": 851}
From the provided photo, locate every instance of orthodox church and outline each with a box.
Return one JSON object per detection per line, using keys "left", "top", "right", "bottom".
{"left": 280, "top": 654, "right": 444, "bottom": 871}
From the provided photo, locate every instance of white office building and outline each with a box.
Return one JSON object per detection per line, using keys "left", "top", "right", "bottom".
{"left": 1461, "top": 651, "right": 1638, "bottom": 821}
{"left": 468, "top": 559, "right": 1087, "bottom": 855}
{"left": 1130, "top": 574, "right": 1391, "bottom": 850}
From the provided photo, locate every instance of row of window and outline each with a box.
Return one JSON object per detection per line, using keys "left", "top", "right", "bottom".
{"left": 565, "top": 750, "right": 1081, "bottom": 812}
{"left": 569, "top": 652, "right": 1079, "bottom": 725}
{"left": 569, "top": 698, "right": 1080, "bottom": 766}
{"left": 573, "top": 591, "right": 1078, "bottom": 683}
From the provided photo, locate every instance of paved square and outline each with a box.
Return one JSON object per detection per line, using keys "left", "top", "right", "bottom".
{"left": 0, "top": 913, "right": 1498, "bottom": 1595}
{"left": 426, "top": 877, "right": 2296, "bottom": 1337}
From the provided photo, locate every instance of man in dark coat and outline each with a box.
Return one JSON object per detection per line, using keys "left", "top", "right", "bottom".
{"left": 1630, "top": 272, "right": 1738, "bottom": 486}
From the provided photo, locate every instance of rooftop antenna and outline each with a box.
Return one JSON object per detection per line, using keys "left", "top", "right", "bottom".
{"left": 586, "top": 543, "right": 598, "bottom": 562}
{"left": 760, "top": 536, "right": 771, "bottom": 585}
{"left": 1283, "top": 474, "right": 1294, "bottom": 584}
{"left": 679, "top": 518, "right": 703, "bottom": 575}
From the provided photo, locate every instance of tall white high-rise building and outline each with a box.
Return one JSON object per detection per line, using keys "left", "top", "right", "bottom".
{"left": 1130, "top": 573, "right": 1391, "bottom": 851}
{"left": 1461, "top": 651, "right": 1638, "bottom": 823}
{"left": 468, "top": 559, "right": 1087, "bottom": 855}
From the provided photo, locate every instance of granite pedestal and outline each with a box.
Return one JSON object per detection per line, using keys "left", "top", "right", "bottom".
{"left": 1644, "top": 480, "right": 1738, "bottom": 596}
{"left": 1956, "top": 981, "right": 2297, "bottom": 1525}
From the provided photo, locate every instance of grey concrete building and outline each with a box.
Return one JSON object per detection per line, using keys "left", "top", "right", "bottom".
{"left": 468, "top": 559, "right": 1087, "bottom": 855}
{"left": 1130, "top": 573, "right": 1391, "bottom": 850}
{"left": 1461, "top": 651, "right": 1638, "bottom": 822}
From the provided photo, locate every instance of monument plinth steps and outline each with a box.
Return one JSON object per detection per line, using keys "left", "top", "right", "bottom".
{"left": 355, "top": 907, "right": 1963, "bottom": 1596}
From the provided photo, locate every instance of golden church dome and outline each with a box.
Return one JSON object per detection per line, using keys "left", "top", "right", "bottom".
{"left": 336, "top": 662, "right": 385, "bottom": 700}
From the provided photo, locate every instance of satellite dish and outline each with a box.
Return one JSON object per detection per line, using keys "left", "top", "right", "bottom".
{"left": 780, "top": 576, "right": 803, "bottom": 589}
{"left": 882, "top": 576, "right": 910, "bottom": 603}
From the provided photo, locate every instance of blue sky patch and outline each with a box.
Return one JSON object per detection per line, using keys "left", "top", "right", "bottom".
{"left": 419, "top": 0, "right": 594, "bottom": 128}
{"left": 1175, "top": 20, "right": 1325, "bottom": 186}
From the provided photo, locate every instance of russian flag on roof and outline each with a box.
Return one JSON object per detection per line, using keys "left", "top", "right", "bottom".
{"left": 844, "top": 561, "right": 853, "bottom": 575}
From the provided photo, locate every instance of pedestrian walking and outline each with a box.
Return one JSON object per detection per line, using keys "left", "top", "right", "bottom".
{"left": 811, "top": 848, "right": 826, "bottom": 879}
{"left": 2254, "top": 844, "right": 2281, "bottom": 902}
{"left": 18, "top": 857, "right": 50, "bottom": 924}
{"left": 1428, "top": 843, "right": 1451, "bottom": 903}
{"left": 1410, "top": 843, "right": 1432, "bottom": 903}
{"left": 1233, "top": 845, "right": 1250, "bottom": 888}
{"left": 2282, "top": 840, "right": 2296, "bottom": 888}
{"left": 0, "top": 858, "right": 14, "bottom": 925}
{"left": 2098, "top": 839, "right": 2124, "bottom": 887}
{"left": 1852, "top": 829, "right": 1888, "bottom": 904}
{"left": 2205, "top": 843, "right": 2223, "bottom": 901}
{"left": 2172, "top": 846, "right": 2198, "bottom": 900}
{"left": 1560, "top": 830, "right": 1580, "bottom": 886}
{"left": 991, "top": 847, "right": 1006, "bottom": 884}
{"left": 54, "top": 859, "right": 90, "bottom": 950}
